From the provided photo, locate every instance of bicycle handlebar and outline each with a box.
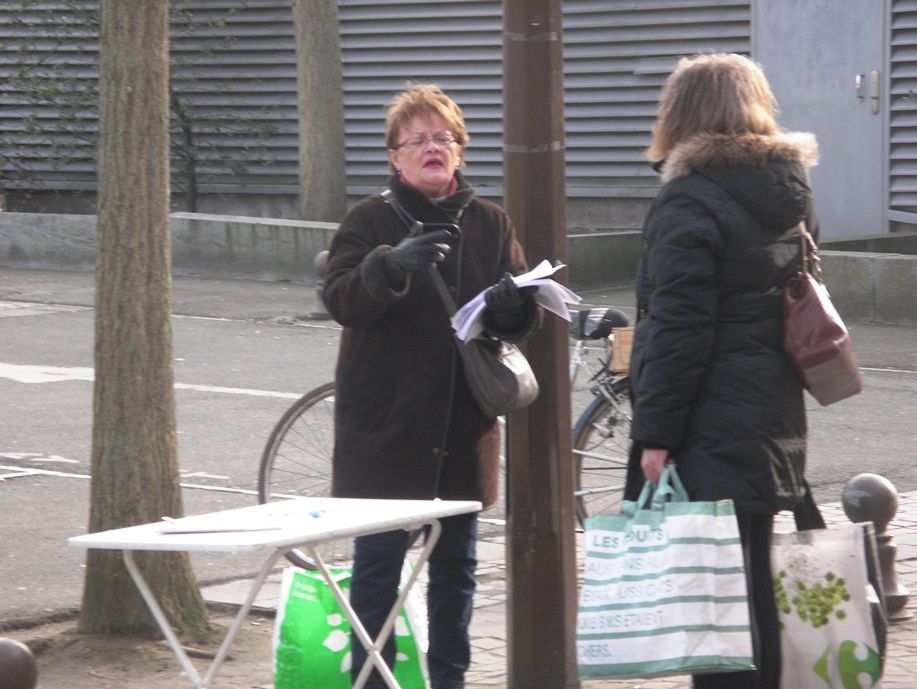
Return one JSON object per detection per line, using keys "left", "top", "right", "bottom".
{"left": 568, "top": 307, "right": 630, "bottom": 340}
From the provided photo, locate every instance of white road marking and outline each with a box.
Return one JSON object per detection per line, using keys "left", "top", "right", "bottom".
{"left": 0, "top": 464, "right": 260, "bottom": 496}
{"left": 0, "top": 302, "right": 90, "bottom": 317}
{"left": 180, "top": 470, "right": 231, "bottom": 480}
{"left": 0, "top": 363, "right": 303, "bottom": 399}
{"left": 860, "top": 366, "right": 917, "bottom": 374}
{"left": 0, "top": 363, "right": 94, "bottom": 383}
{"left": 1, "top": 452, "right": 80, "bottom": 464}
{"left": 0, "top": 465, "right": 87, "bottom": 480}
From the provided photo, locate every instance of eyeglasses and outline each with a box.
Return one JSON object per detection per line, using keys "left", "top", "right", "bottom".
{"left": 395, "top": 132, "right": 457, "bottom": 149}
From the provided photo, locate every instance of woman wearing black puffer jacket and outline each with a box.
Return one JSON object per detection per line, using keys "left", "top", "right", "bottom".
{"left": 623, "top": 53, "right": 819, "bottom": 689}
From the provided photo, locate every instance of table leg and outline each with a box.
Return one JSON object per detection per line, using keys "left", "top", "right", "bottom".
{"left": 122, "top": 548, "right": 284, "bottom": 689}
{"left": 308, "top": 518, "right": 443, "bottom": 689}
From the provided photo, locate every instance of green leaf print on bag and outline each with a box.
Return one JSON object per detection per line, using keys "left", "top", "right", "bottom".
{"left": 774, "top": 569, "right": 852, "bottom": 629}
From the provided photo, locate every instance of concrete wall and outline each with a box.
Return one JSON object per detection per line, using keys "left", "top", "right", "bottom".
{"left": 0, "top": 211, "right": 642, "bottom": 287}
{"left": 820, "top": 250, "right": 917, "bottom": 325}
{"left": 1, "top": 211, "right": 914, "bottom": 324}
{"left": 0, "top": 211, "right": 337, "bottom": 283}
{"left": 5, "top": 189, "right": 658, "bottom": 236}
{"left": 567, "top": 230, "right": 642, "bottom": 289}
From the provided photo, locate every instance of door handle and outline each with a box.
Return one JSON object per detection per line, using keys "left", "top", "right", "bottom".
{"left": 870, "top": 70, "right": 880, "bottom": 114}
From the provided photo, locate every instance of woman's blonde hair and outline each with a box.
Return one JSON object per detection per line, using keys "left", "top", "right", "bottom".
{"left": 647, "top": 53, "right": 778, "bottom": 163}
{"left": 384, "top": 83, "right": 468, "bottom": 170}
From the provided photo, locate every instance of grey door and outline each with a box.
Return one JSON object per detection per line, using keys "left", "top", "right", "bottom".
{"left": 754, "top": 1, "right": 886, "bottom": 238}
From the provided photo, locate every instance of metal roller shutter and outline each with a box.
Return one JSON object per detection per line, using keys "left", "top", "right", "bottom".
{"left": 890, "top": 0, "right": 917, "bottom": 219}
{"left": 1, "top": 1, "right": 750, "bottom": 203}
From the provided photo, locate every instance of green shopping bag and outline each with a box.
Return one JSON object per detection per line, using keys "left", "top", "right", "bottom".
{"left": 273, "top": 566, "right": 428, "bottom": 689}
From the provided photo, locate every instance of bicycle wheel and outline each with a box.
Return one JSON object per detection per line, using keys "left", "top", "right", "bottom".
{"left": 258, "top": 382, "right": 350, "bottom": 570}
{"left": 572, "top": 377, "right": 632, "bottom": 526}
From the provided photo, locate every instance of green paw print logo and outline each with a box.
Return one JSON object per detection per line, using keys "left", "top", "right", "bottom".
{"left": 774, "top": 569, "right": 851, "bottom": 629}
{"left": 813, "top": 640, "right": 881, "bottom": 689}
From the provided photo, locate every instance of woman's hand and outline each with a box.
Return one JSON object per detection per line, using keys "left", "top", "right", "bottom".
{"left": 641, "top": 447, "right": 673, "bottom": 485}
{"left": 485, "top": 273, "right": 535, "bottom": 312}
{"left": 484, "top": 273, "right": 536, "bottom": 329}
{"left": 386, "top": 229, "right": 453, "bottom": 275}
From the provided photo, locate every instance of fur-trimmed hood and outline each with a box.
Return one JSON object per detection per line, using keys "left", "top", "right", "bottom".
{"left": 660, "top": 131, "right": 818, "bottom": 183}
{"left": 659, "top": 131, "right": 819, "bottom": 230}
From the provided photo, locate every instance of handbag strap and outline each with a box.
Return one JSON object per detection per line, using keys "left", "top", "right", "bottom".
{"left": 793, "top": 482, "right": 828, "bottom": 531}
{"left": 429, "top": 266, "right": 458, "bottom": 316}
{"left": 795, "top": 222, "right": 823, "bottom": 282}
{"left": 380, "top": 189, "right": 457, "bottom": 502}
{"left": 381, "top": 188, "right": 459, "bottom": 317}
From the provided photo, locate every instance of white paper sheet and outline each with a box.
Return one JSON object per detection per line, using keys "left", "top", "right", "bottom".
{"left": 452, "top": 259, "right": 582, "bottom": 342}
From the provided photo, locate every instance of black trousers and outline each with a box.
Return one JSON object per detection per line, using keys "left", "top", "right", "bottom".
{"left": 693, "top": 512, "right": 780, "bottom": 689}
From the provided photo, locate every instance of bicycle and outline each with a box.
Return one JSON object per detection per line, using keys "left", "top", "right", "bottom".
{"left": 258, "top": 306, "right": 632, "bottom": 570}
{"left": 568, "top": 307, "right": 633, "bottom": 524}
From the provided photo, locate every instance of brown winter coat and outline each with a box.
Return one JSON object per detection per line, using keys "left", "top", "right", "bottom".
{"left": 323, "top": 173, "right": 534, "bottom": 508}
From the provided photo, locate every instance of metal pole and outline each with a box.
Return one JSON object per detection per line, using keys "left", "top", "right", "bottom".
{"left": 502, "top": 2, "right": 579, "bottom": 688}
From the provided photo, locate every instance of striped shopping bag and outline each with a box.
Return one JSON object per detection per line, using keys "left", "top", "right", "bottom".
{"left": 577, "top": 465, "right": 754, "bottom": 679}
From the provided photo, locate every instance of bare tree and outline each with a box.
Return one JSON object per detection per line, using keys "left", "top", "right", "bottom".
{"left": 80, "top": 0, "right": 210, "bottom": 638}
{"left": 3, "top": 0, "right": 277, "bottom": 214}
{"left": 292, "top": 0, "right": 347, "bottom": 222}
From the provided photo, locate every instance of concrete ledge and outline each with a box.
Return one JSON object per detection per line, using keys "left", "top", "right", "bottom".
{"left": 1, "top": 212, "right": 914, "bottom": 324}
{"left": 0, "top": 212, "right": 97, "bottom": 272}
{"left": 821, "top": 251, "right": 917, "bottom": 325}
{"left": 567, "top": 230, "right": 642, "bottom": 290}
{"left": 0, "top": 211, "right": 338, "bottom": 282}
{"left": 821, "top": 232, "right": 917, "bottom": 255}
{"left": 169, "top": 212, "right": 337, "bottom": 282}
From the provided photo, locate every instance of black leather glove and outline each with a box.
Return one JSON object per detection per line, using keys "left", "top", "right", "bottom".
{"left": 484, "top": 272, "right": 536, "bottom": 330}
{"left": 485, "top": 273, "right": 535, "bottom": 313}
{"left": 385, "top": 229, "right": 453, "bottom": 276}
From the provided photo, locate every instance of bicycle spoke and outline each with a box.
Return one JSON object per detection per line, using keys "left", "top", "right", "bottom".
{"left": 258, "top": 383, "right": 349, "bottom": 569}
{"left": 573, "top": 377, "right": 631, "bottom": 524}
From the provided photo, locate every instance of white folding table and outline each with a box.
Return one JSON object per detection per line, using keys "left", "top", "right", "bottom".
{"left": 68, "top": 496, "right": 481, "bottom": 689}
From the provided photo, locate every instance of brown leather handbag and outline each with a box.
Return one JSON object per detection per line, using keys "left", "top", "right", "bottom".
{"left": 782, "top": 223, "right": 863, "bottom": 405}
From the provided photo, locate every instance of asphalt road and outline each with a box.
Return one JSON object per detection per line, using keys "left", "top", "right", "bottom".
{"left": 1, "top": 267, "right": 916, "bottom": 624}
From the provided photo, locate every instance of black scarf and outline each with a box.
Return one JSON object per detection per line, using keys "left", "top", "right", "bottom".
{"left": 388, "top": 170, "right": 475, "bottom": 225}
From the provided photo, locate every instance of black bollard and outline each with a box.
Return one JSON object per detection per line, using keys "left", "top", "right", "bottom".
{"left": 310, "top": 250, "right": 332, "bottom": 320}
{"left": 842, "top": 473, "right": 912, "bottom": 621}
{"left": 0, "top": 638, "right": 38, "bottom": 689}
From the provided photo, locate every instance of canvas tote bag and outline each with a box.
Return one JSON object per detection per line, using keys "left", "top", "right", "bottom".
{"left": 772, "top": 492, "right": 886, "bottom": 689}
{"left": 577, "top": 465, "right": 754, "bottom": 679}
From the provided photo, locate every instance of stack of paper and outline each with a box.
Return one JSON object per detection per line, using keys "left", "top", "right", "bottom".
{"left": 452, "top": 260, "right": 582, "bottom": 342}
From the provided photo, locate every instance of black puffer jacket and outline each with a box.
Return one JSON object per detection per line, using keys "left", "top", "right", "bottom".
{"left": 624, "top": 131, "right": 820, "bottom": 514}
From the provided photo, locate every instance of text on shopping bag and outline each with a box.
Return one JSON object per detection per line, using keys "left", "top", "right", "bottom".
{"left": 577, "top": 466, "right": 754, "bottom": 679}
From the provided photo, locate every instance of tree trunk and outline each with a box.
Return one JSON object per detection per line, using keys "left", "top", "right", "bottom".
{"left": 292, "top": 0, "right": 347, "bottom": 222}
{"left": 80, "top": 0, "right": 210, "bottom": 639}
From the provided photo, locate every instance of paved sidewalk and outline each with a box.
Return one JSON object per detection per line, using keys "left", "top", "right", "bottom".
{"left": 202, "top": 492, "right": 917, "bottom": 689}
